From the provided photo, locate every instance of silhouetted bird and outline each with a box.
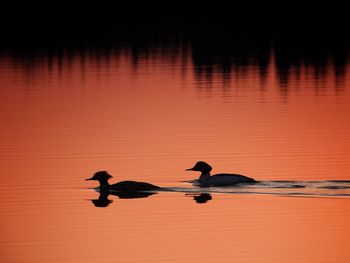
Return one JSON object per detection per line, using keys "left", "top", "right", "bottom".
{"left": 86, "top": 171, "right": 162, "bottom": 192}
{"left": 186, "top": 161, "right": 256, "bottom": 186}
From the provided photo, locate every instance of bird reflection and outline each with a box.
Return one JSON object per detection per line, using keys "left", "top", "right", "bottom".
{"left": 90, "top": 191, "right": 113, "bottom": 207}
{"left": 88, "top": 190, "right": 158, "bottom": 207}
{"left": 89, "top": 191, "right": 212, "bottom": 207}
{"left": 186, "top": 193, "right": 212, "bottom": 204}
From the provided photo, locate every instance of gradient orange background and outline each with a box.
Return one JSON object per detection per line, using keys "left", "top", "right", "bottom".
{"left": 0, "top": 50, "right": 349, "bottom": 262}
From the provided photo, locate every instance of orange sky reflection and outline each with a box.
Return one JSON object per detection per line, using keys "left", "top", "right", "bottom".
{"left": 0, "top": 48, "right": 350, "bottom": 262}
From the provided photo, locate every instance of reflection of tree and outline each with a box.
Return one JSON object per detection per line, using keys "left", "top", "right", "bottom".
{"left": 4, "top": 38, "right": 347, "bottom": 98}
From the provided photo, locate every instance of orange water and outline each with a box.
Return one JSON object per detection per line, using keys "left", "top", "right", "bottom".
{"left": 0, "top": 49, "right": 349, "bottom": 262}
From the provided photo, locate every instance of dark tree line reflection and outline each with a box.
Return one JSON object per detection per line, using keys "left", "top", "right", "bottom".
{"left": 1, "top": 1, "right": 349, "bottom": 95}
{"left": 1, "top": 36, "right": 348, "bottom": 95}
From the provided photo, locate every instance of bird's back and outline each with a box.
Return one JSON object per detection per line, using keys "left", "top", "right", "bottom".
{"left": 206, "top": 173, "right": 257, "bottom": 186}
{"left": 109, "top": 180, "right": 161, "bottom": 192}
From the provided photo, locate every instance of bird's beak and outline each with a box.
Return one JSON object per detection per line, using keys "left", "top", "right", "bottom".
{"left": 85, "top": 178, "right": 93, "bottom": 181}
{"left": 185, "top": 168, "right": 194, "bottom": 171}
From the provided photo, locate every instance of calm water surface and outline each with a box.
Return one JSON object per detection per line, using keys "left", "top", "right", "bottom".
{"left": 1, "top": 47, "right": 350, "bottom": 262}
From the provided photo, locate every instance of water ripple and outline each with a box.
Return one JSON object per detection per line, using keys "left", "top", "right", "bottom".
{"left": 169, "top": 180, "right": 350, "bottom": 198}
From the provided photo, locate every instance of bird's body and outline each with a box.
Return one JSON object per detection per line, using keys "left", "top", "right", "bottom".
{"left": 106, "top": 180, "right": 161, "bottom": 192}
{"left": 199, "top": 173, "right": 256, "bottom": 186}
{"left": 186, "top": 161, "right": 257, "bottom": 186}
{"left": 86, "top": 171, "right": 161, "bottom": 192}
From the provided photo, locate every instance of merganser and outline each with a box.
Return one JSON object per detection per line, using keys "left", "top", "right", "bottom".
{"left": 86, "top": 171, "right": 161, "bottom": 192}
{"left": 186, "top": 161, "right": 257, "bottom": 186}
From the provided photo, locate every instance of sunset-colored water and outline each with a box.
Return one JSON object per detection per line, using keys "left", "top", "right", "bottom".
{"left": 0, "top": 47, "right": 350, "bottom": 262}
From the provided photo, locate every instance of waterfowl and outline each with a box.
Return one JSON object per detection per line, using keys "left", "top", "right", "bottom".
{"left": 186, "top": 161, "right": 257, "bottom": 186}
{"left": 86, "top": 171, "right": 161, "bottom": 192}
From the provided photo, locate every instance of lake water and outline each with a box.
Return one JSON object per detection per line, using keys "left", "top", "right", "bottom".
{"left": 1, "top": 45, "right": 350, "bottom": 262}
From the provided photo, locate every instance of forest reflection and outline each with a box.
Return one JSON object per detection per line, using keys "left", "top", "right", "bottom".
{"left": 1, "top": 38, "right": 348, "bottom": 96}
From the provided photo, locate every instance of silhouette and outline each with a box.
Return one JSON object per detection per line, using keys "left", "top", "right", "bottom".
{"left": 86, "top": 171, "right": 162, "bottom": 192}
{"left": 89, "top": 191, "right": 113, "bottom": 207}
{"left": 1, "top": 1, "right": 349, "bottom": 91}
{"left": 86, "top": 171, "right": 161, "bottom": 207}
{"left": 186, "top": 161, "right": 256, "bottom": 186}
{"left": 186, "top": 193, "right": 213, "bottom": 204}
{"left": 88, "top": 190, "right": 158, "bottom": 207}
{"left": 2, "top": 38, "right": 347, "bottom": 98}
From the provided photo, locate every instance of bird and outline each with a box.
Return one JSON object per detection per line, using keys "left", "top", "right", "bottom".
{"left": 186, "top": 161, "right": 257, "bottom": 186}
{"left": 86, "top": 171, "right": 162, "bottom": 192}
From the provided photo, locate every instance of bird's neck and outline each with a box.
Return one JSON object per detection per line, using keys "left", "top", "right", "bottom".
{"left": 199, "top": 172, "right": 211, "bottom": 183}
{"left": 98, "top": 179, "right": 110, "bottom": 189}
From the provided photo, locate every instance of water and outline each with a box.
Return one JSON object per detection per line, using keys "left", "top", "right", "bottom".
{"left": 172, "top": 180, "right": 350, "bottom": 197}
{"left": 1, "top": 44, "right": 350, "bottom": 262}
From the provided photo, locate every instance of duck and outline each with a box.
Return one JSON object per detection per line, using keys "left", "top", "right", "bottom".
{"left": 85, "top": 171, "right": 162, "bottom": 192}
{"left": 186, "top": 161, "right": 257, "bottom": 186}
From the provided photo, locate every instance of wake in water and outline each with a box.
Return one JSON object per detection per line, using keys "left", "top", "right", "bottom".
{"left": 170, "top": 180, "right": 350, "bottom": 198}
{"left": 87, "top": 180, "right": 350, "bottom": 207}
